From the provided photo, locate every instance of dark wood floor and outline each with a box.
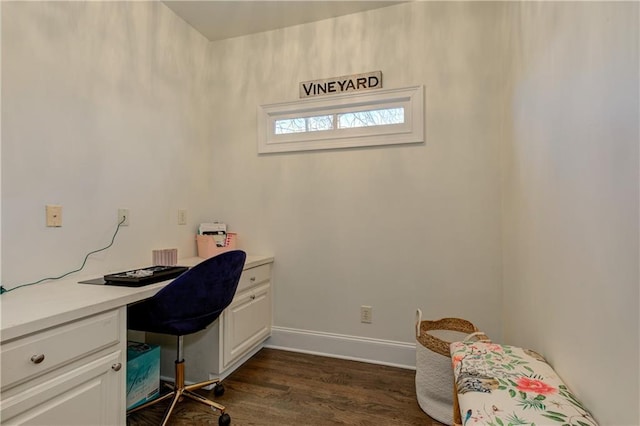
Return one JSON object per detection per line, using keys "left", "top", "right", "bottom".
{"left": 127, "top": 348, "right": 444, "bottom": 425}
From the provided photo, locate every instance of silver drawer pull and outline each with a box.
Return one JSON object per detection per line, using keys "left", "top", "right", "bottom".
{"left": 111, "top": 363, "right": 122, "bottom": 372}
{"left": 250, "top": 277, "right": 256, "bottom": 282}
{"left": 30, "top": 354, "right": 45, "bottom": 364}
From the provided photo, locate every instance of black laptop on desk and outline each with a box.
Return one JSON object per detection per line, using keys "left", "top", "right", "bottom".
{"left": 79, "top": 265, "right": 188, "bottom": 287}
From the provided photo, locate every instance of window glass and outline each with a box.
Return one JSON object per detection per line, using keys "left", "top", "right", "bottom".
{"left": 337, "top": 107, "right": 404, "bottom": 129}
{"left": 275, "top": 115, "right": 334, "bottom": 134}
{"left": 307, "top": 115, "right": 333, "bottom": 132}
{"left": 275, "top": 118, "right": 306, "bottom": 134}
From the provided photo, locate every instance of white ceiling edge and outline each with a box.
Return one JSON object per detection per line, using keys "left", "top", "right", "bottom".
{"left": 163, "top": 1, "right": 406, "bottom": 42}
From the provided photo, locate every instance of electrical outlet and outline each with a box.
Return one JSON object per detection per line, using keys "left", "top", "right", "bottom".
{"left": 360, "top": 305, "right": 372, "bottom": 324}
{"left": 46, "top": 204, "right": 62, "bottom": 227}
{"left": 118, "top": 208, "right": 129, "bottom": 226}
{"left": 178, "top": 209, "right": 187, "bottom": 225}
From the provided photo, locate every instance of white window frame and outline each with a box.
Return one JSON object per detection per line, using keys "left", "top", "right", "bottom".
{"left": 257, "top": 85, "right": 424, "bottom": 154}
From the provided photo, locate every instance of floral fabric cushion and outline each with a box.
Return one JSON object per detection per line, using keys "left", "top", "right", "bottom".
{"left": 450, "top": 341, "right": 598, "bottom": 426}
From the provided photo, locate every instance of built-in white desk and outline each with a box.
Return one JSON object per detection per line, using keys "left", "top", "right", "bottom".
{"left": 0, "top": 255, "right": 273, "bottom": 425}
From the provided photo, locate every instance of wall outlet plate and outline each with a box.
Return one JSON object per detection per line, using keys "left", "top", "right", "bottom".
{"left": 178, "top": 209, "right": 187, "bottom": 225}
{"left": 360, "top": 305, "right": 372, "bottom": 324}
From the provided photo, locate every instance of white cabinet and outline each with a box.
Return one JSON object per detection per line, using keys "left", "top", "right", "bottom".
{"left": 222, "top": 281, "right": 271, "bottom": 369}
{"left": 0, "top": 308, "right": 126, "bottom": 425}
{"left": 147, "top": 260, "right": 273, "bottom": 383}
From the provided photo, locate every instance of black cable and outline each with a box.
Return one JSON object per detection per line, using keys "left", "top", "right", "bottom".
{"left": 0, "top": 216, "right": 126, "bottom": 295}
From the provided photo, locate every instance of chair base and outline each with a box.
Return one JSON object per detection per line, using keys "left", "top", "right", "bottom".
{"left": 127, "top": 359, "right": 226, "bottom": 426}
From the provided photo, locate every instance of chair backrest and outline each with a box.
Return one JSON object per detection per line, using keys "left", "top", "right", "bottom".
{"left": 127, "top": 250, "right": 247, "bottom": 336}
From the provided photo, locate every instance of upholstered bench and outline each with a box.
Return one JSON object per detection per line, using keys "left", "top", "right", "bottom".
{"left": 450, "top": 341, "right": 598, "bottom": 426}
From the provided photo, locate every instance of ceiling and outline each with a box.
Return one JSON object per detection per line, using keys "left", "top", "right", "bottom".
{"left": 163, "top": 1, "right": 404, "bottom": 42}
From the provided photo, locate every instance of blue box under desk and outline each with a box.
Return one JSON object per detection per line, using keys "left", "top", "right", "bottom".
{"left": 126, "top": 341, "right": 160, "bottom": 410}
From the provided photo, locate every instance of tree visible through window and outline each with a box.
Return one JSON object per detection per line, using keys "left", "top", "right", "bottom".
{"left": 275, "top": 115, "right": 333, "bottom": 134}
{"left": 275, "top": 107, "right": 404, "bottom": 135}
{"left": 338, "top": 107, "right": 404, "bottom": 129}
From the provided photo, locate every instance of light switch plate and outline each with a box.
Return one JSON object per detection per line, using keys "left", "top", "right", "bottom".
{"left": 46, "top": 205, "right": 62, "bottom": 227}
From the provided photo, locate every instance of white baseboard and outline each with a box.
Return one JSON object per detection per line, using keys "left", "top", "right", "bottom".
{"left": 265, "top": 326, "right": 417, "bottom": 370}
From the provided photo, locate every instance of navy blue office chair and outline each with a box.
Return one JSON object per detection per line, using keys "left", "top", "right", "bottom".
{"left": 126, "top": 250, "right": 246, "bottom": 426}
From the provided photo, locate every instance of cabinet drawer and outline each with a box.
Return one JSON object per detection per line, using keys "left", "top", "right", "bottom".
{"left": 237, "top": 263, "right": 270, "bottom": 293}
{"left": 0, "top": 350, "right": 124, "bottom": 425}
{"left": 1, "top": 310, "right": 121, "bottom": 390}
{"left": 223, "top": 282, "right": 272, "bottom": 368}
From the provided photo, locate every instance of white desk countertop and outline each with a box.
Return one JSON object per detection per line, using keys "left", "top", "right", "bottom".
{"left": 0, "top": 255, "right": 274, "bottom": 342}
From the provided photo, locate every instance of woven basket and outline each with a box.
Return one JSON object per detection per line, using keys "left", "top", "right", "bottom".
{"left": 415, "top": 310, "right": 487, "bottom": 425}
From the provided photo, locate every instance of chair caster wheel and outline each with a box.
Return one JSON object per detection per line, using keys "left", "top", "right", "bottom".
{"left": 214, "top": 383, "right": 225, "bottom": 397}
{"left": 219, "top": 413, "right": 231, "bottom": 426}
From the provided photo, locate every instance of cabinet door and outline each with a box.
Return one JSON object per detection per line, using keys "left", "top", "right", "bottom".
{"left": 222, "top": 282, "right": 272, "bottom": 368}
{"left": 0, "top": 351, "right": 124, "bottom": 426}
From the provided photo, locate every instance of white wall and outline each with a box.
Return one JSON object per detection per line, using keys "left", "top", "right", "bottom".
{"left": 206, "top": 1, "right": 639, "bottom": 422}
{"left": 207, "top": 2, "right": 506, "bottom": 345}
{"left": 1, "top": 2, "right": 214, "bottom": 286}
{"left": 501, "top": 2, "right": 639, "bottom": 424}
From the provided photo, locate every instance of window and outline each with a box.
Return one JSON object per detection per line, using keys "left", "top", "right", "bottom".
{"left": 258, "top": 86, "right": 424, "bottom": 153}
